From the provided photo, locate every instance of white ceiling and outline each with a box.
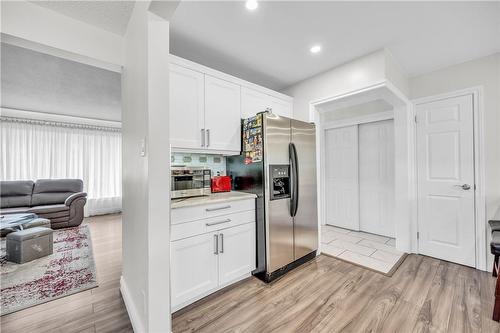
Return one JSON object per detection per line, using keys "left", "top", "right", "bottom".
{"left": 1, "top": 43, "right": 121, "bottom": 121}
{"left": 170, "top": 1, "right": 500, "bottom": 90}
{"left": 27, "top": 1, "right": 500, "bottom": 92}
{"left": 31, "top": 1, "right": 135, "bottom": 36}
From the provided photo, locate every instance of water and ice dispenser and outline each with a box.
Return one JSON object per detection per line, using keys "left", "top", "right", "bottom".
{"left": 269, "top": 165, "right": 290, "bottom": 200}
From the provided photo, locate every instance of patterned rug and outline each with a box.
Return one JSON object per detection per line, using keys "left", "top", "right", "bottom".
{"left": 0, "top": 225, "right": 98, "bottom": 315}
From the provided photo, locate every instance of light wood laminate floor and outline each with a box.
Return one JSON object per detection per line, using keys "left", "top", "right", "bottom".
{"left": 2, "top": 215, "right": 499, "bottom": 332}
{"left": 1, "top": 214, "right": 133, "bottom": 333}
{"left": 174, "top": 253, "right": 500, "bottom": 333}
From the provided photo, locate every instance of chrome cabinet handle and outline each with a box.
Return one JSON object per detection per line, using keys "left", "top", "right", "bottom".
{"left": 214, "top": 234, "right": 218, "bottom": 254}
{"left": 206, "top": 129, "right": 210, "bottom": 147}
{"left": 206, "top": 218, "right": 231, "bottom": 226}
{"left": 219, "top": 234, "right": 224, "bottom": 253}
{"left": 201, "top": 129, "right": 205, "bottom": 147}
{"left": 206, "top": 205, "right": 231, "bottom": 212}
{"left": 454, "top": 184, "right": 471, "bottom": 190}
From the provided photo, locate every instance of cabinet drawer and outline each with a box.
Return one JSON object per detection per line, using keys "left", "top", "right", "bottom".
{"left": 171, "top": 210, "right": 255, "bottom": 241}
{"left": 171, "top": 199, "right": 255, "bottom": 224}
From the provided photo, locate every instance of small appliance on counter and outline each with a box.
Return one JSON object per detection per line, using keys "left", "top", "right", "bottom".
{"left": 211, "top": 176, "right": 231, "bottom": 193}
{"left": 171, "top": 166, "right": 211, "bottom": 199}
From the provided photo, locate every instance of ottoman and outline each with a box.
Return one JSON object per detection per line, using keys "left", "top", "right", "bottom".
{"left": 6, "top": 227, "right": 54, "bottom": 264}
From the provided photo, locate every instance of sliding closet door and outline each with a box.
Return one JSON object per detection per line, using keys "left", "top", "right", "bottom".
{"left": 324, "top": 126, "right": 359, "bottom": 230}
{"left": 358, "top": 119, "right": 395, "bottom": 237}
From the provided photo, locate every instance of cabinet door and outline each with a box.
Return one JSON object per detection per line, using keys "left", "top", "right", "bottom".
{"left": 171, "top": 232, "right": 218, "bottom": 309}
{"left": 241, "top": 87, "right": 292, "bottom": 119}
{"left": 270, "top": 97, "right": 292, "bottom": 118}
{"left": 241, "top": 87, "right": 271, "bottom": 119}
{"left": 170, "top": 64, "right": 205, "bottom": 149}
{"left": 205, "top": 75, "right": 241, "bottom": 152}
{"left": 218, "top": 223, "right": 256, "bottom": 286}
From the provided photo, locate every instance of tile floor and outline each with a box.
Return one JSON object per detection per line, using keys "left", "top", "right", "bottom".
{"left": 321, "top": 224, "right": 406, "bottom": 274}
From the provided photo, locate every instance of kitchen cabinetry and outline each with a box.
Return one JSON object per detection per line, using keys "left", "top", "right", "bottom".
{"left": 170, "top": 232, "right": 218, "bottom": 308}
{"left": 218, "top": 222, "right": 255, "bottom": 285}
{"left": 169, "top": 66, "right": 241, "bottom": 154}
{"left": 170, "top": 198, "right": 256, "bottom": 312}
{"left": 241, "top": 87, "right": 293, "bottom": 119}
{"left": 205, "top": 75, "right": 241, "bottom": 152}
{"left": 169, "top": 64, "right": 205, "bottom": 150}
{"left": 169, "top": 56, "right": 294, "bottom": 154}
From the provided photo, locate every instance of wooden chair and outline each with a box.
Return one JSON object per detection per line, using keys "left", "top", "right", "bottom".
{"left": 489, "top": 214, "right": 500, "bottom": 321}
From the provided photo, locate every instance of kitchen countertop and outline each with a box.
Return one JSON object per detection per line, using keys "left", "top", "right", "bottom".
{"left": 171, "top": 191, "right": 257, "bottom": 209}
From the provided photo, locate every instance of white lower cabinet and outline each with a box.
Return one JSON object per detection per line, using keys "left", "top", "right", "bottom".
{"left": 218, "top": 223, "right": 256, "bottom": 286}
{"left": 170, "top": 201, "right": 256, "bottom": 312}
{"left": 170, "top": 233, "right": 219, "bottom": 309}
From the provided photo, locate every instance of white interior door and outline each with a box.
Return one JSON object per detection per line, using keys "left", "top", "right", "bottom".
{"left": 324, "top": 125, "right": 359, "bottom": 230}
{"left": 359, "top": 119, "right": 395, "bottom": 237}
{"left": 416, "top": 94, "right": 475, "bottom": 267}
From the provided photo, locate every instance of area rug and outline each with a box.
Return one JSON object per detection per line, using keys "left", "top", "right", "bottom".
{"left": 0, "top": 225, "right": 98, "bottom": 315}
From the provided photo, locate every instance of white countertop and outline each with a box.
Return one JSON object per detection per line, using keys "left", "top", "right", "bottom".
{"left": 171, "top": 191, "right": 257, "bottom": 209}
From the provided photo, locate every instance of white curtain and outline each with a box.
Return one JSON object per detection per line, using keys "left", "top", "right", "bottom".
{"left": 0, "top": 118, "right": 122, "bottom": 216}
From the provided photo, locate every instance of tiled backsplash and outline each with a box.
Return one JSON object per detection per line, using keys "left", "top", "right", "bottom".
{"left": 171, "top": 153, "right": 226, "bottom": 176}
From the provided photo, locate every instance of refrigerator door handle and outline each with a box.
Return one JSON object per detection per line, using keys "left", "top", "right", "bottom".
{"left": 289, "top": 142, "right": 299, "bottom": 217}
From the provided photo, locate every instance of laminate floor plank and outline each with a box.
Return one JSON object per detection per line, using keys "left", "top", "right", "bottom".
{"left": 412, "top": 261, "right": 459, "bottom": 332}
{"left": 1, "top": 215, "right": 131, "bottom": 333}
{"left": 173, "top": 254, "right": 500, "bottom": 333}
{"left": 2, "top": 214, "right": 499, "bottom": 333}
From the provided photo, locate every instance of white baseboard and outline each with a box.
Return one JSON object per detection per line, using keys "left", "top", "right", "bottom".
{"left": 120, "top": 276, "right": 146, "bottom": 333}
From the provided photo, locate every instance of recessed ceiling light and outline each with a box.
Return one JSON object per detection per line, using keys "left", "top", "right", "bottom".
{"left": 310, "top": 45, "right": 322, "bottom": 54}
{"left": 246, "top": 0, "right": 258, "bottom": 11}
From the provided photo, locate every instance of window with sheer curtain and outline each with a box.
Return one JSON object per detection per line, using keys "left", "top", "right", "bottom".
{"left": 0, "top": 117, "right": 122, "bottom": 216}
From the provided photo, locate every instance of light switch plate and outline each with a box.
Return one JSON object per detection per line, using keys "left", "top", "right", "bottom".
{"left": 140, "top": 138, "right": 146, "bottom": 157}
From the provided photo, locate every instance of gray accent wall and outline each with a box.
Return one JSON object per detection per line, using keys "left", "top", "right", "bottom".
{"left": 1, "top": 43, "right": 121, "bottom": 121}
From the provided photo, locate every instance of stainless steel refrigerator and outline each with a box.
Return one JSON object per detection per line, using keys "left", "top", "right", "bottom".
{"left": 227, "top": 112, "right": 318, "bottom": 282}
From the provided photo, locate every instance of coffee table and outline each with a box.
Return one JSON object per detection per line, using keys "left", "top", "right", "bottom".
{"left": 0, "top": 213, "right": 39, "bottom": 231}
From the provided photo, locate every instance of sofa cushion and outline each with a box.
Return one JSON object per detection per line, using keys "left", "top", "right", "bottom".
{"left": 0, "top": 207, "right": 31, "bottom": 214}
{"left": 31, "top": 179, "right": 83, "bottom": 206}
{"left": 0, "top": 181, "right": 34, "bottom": 208}
{"left": 29, "top": 204, "right": 69, "bottom": 214}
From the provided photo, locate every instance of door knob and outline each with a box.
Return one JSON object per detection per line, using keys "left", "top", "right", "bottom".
{"left": 455, "top": 184, "right": 471, "bottom": 190}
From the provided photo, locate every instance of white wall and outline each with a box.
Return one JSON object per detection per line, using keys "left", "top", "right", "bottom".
{"left": 282, "top": 50, "right": 387, "bottom": 123}
{"left": 1, "top": 1, "right": 123, "bottom": 66}
{"left": 146, "top": 9, "right": 172, "bottom": 331}
{"left": 121, "top": 2, "right": 173, "bottom": 332}
{"left": 384, "top": 49, "right": 409, "bottom": 97}
{"left": 121, "top": 2, "right": 149, "bottom": 331}
{"left": 321, "top": 99, "right": 393, "bottom": 123}
{"left": 409, "top": 53, "right": 500, "bottom": 269}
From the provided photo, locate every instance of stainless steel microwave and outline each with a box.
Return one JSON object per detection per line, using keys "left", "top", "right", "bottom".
{"left": 171, "top": 166, "right": 211, "bottom": 199}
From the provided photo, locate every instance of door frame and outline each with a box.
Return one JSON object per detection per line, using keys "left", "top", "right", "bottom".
{"left": 412, "top": 86, "right": 486, "bottom": 271}
{"left": 309, "top": 82, "right": 412, "bottom": 256}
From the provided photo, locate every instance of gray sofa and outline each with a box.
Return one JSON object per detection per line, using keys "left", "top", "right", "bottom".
{"left": 0, "top": 179, "right": 87, "bottom": 229}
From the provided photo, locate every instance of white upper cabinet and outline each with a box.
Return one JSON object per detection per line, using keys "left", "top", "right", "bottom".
{"left": 169, "top": 56, "right": 293, "bottom": 154}
{"left": 270, "top": 97, "right": 293, "bottom": 118}
{"left": 204, "top": 75, "right": 241, "bottom": 152}
{"left": 241, "top": 87, "right": 271, "bottom": 119}
{"left": 170, "top": 64, "right": 205, "bottom": 150}
{"left": 241, "top": 87, "right": 292, "bottom": 119}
